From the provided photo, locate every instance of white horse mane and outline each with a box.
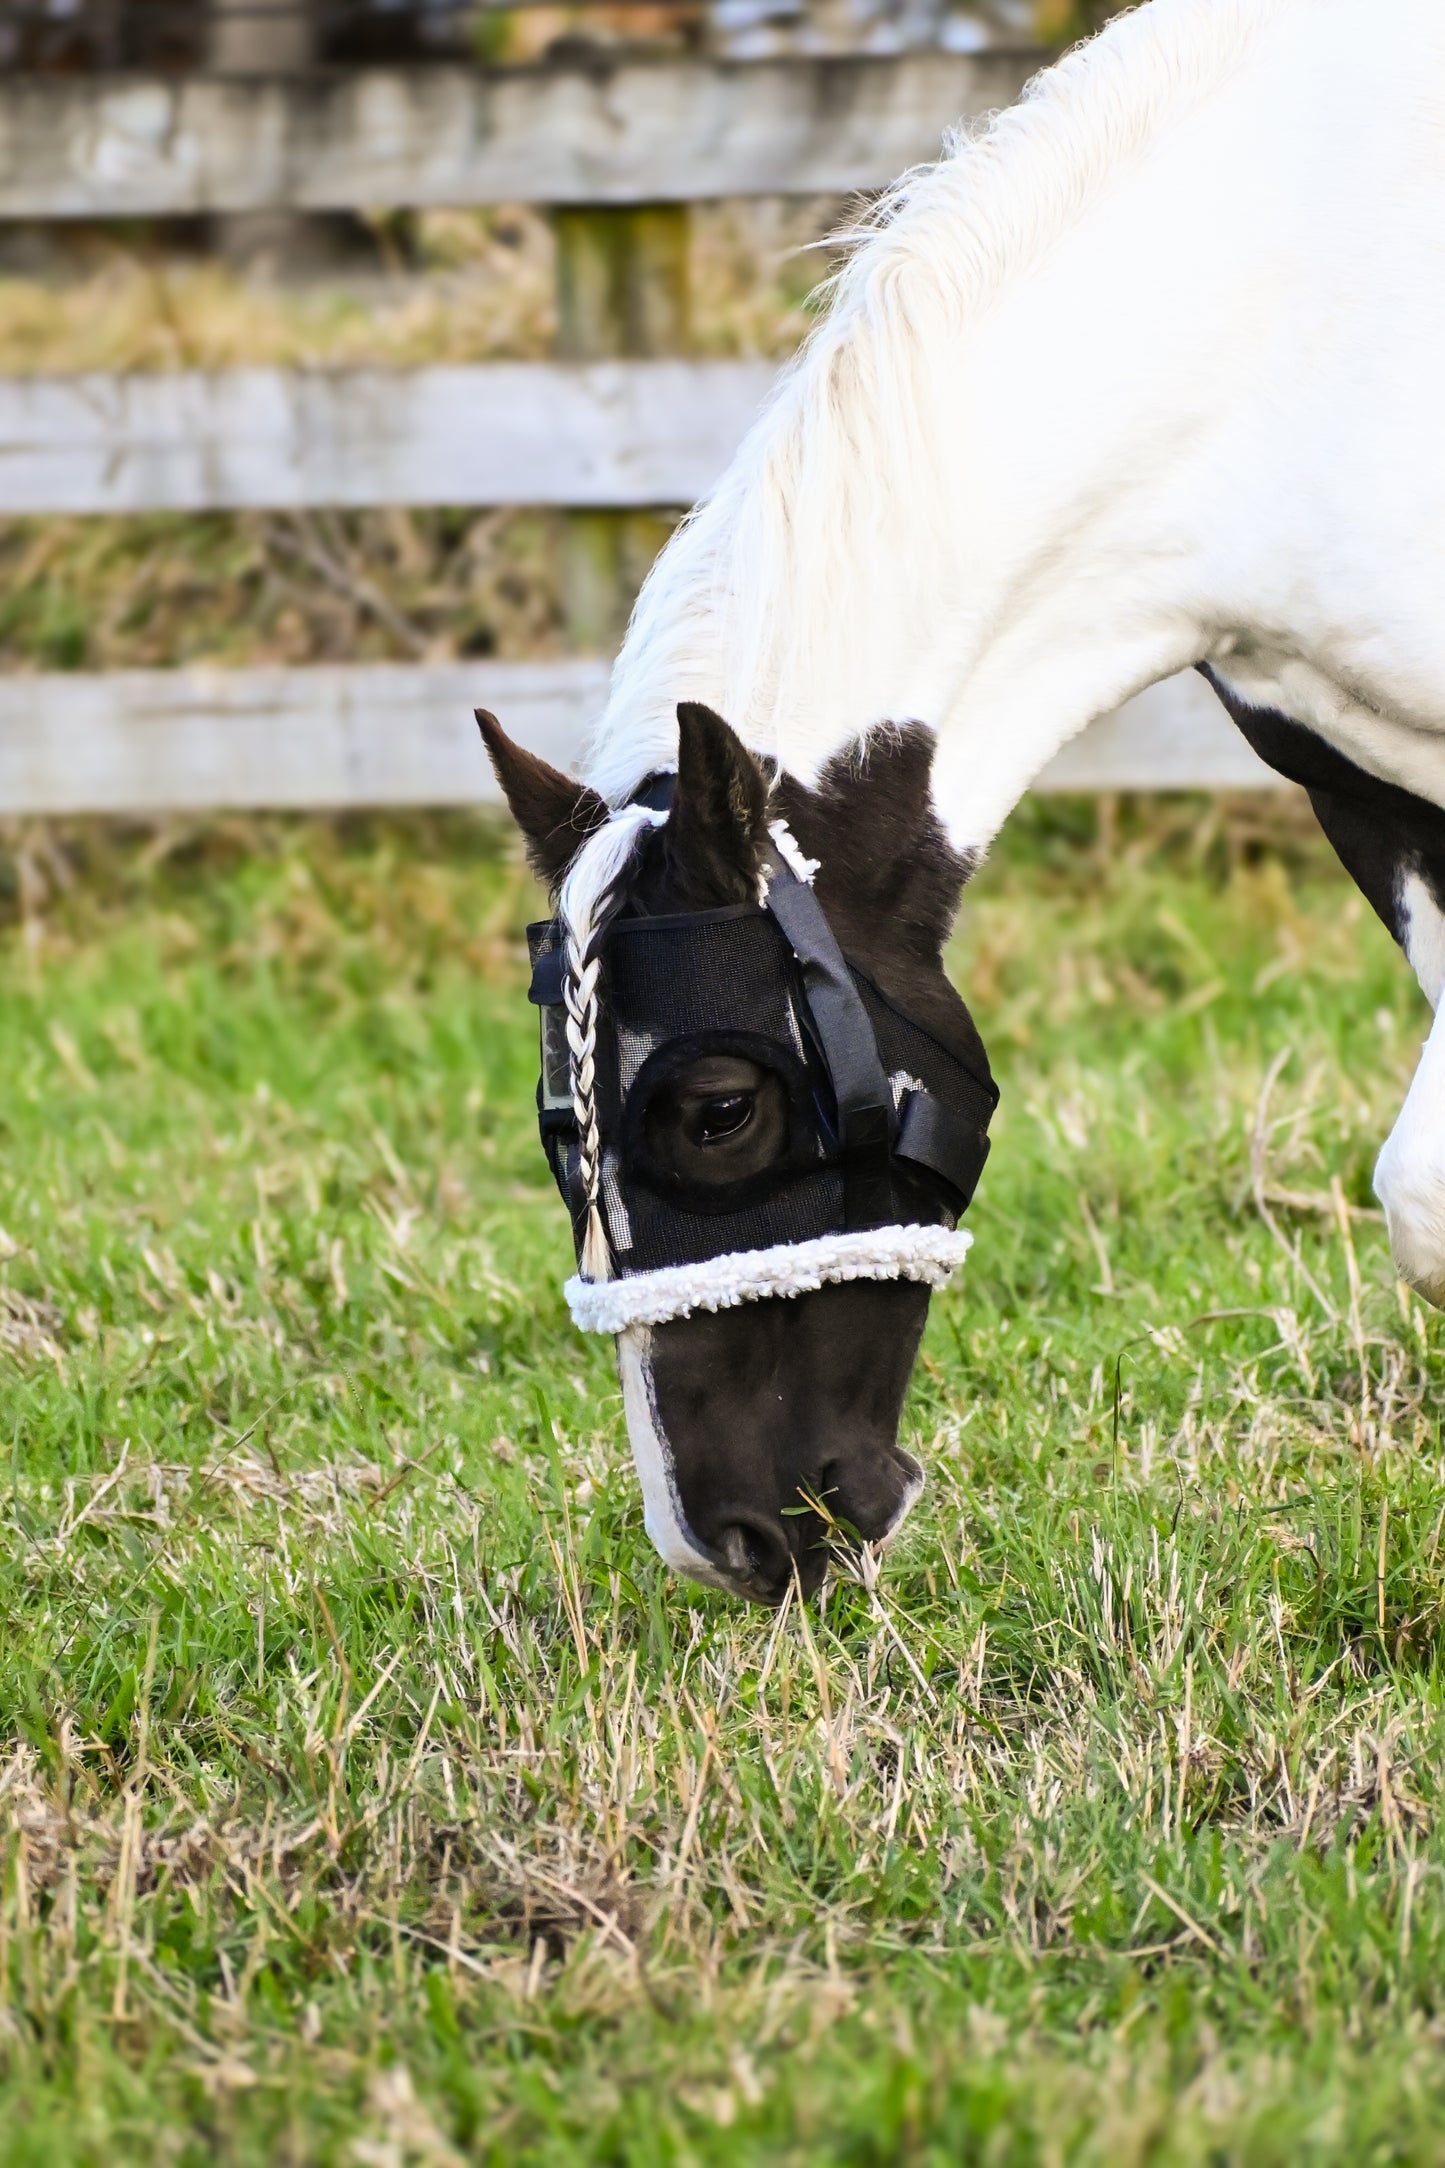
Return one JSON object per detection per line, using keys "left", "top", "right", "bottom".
{"left": 585, "top": 0, "right": 1301, "bottom": 808}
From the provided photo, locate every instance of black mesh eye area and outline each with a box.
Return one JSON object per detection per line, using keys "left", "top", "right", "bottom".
{"left": 621, "top": 1032, "right": 824, "bottom": 1213}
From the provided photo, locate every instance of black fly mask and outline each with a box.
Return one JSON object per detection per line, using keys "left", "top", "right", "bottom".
{"left": 528, "top": 780, "right": 998, "bottom": 1336}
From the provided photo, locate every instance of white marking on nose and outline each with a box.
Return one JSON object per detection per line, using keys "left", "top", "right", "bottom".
{"left": 879, "top": 1451, "right": 926, "bottom": 1544}
{"left": 616, "top": 1326, "right": 733, "bottom": 1590}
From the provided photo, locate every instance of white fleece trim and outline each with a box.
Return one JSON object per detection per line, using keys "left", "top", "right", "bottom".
{"left": 767, "top": 819, "right": 821, "bottom": 886}
{"left": 565, "top": 1223, "right": 973, "bottom": 1334}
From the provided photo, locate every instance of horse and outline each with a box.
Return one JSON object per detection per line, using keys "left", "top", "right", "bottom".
{"left": 483, "top": 0, "right": 1445, "bottom": 1605}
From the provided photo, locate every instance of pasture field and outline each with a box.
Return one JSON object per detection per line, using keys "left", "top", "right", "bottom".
{"left": 2, "top": 796, "right": 1445, "bottom": 2165}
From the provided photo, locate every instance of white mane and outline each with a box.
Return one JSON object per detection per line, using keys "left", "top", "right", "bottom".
{"left": 585, "top": 0, "right": 1300, "bottom": 807}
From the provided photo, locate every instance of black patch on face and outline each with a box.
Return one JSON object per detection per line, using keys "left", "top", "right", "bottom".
{"left": 1203, "top": 666, "right": 1445, "bottom": 947}
{"left": 647, "top": 1279, "right": 933, "bottom": 1605}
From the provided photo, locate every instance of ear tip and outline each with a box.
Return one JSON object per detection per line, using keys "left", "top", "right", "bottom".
{"left": 475, "top": 710, "right": 508, "bottom": 780}
{"left": 676, "top": 699, "right": 727, "bottom": 731}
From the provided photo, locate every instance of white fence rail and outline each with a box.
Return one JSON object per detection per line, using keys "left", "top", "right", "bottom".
{"left": 0, "top": 361, "right": 777, "bottom": 514}
{"left": 0, "top": 54, "right": 1037, "bottom": 216}
{"left": 0, "top": 664, "right": 1278, "bottom": 816}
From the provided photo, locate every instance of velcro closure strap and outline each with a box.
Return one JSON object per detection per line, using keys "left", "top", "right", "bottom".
{"left": 528, "top": 943, "right": 565, "bottom": 1007}
{"left": 895, "top": 1089, "right": 991, "bottom": 1211}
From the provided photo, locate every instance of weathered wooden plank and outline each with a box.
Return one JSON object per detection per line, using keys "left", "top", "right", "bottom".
{"left": 0, "top": 53, "right": 1039, "bottom": 219}
{"left": 0, "top": 664, "right": 1278, "bottom": 816}
{"left": 0, "top": 360, "right": 778, "bottom": 514}
{"left": 0, "top": 661, "right": 611, "bottom": 814}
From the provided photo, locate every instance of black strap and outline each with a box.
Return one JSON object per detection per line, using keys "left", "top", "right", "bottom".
{"left": 528, "top": 943, "right": 565, "bottom": 1007}
{"left": 762, "top": 852, "right": 894, "bottom": 1229}
{"left": 630, "top": 770, "right": 678, "bottom": 814}
{"left": 896, "top": 1089, "right": 991, "bottom": 1212}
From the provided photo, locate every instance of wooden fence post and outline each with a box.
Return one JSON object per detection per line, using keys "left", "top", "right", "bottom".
{"left": 208, "top": 0, "right": 318, "bottom": 269}
{"left": 554, "top": 202, "right": 691, "bottom": 652}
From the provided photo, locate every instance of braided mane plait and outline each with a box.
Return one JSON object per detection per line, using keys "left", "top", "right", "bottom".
{"left": 557, "top": 805, "right": 666, "bottom": 1283}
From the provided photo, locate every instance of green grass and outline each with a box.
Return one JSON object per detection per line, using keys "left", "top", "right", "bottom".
{"left": 2, "top": 799, "right": 1444, "bottom": 2165}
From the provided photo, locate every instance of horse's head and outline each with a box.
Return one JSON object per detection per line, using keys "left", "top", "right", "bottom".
{"left": 482, "top": 702, "right": 995, "bottom": 1604}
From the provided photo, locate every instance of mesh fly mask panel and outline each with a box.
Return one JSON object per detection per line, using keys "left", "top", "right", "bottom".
{"left": 528, "top": 797, "right": 999, "bottom": 1331}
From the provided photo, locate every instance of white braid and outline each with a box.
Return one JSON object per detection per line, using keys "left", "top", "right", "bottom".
{"left": 557, "top": 805, "right": 666, "bottom": 1283}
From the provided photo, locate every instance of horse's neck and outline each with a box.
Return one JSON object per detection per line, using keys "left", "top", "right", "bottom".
{"left": 595, "top": 0, "right": 1422, "bottom": 851}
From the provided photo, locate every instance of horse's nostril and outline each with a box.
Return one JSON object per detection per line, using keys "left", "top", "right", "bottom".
{"left": 715, "top": 1523, "right": 762, "bottom": 1579}
{"left": 710, "top": 1512, "right": 794, "bottom": 1603}
{"left": 818, "top": 1445, "right": 926, "bottom": 1546}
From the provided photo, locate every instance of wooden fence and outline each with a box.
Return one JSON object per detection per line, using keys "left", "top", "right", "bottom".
{"left": 0, "top": 665, "right": 1273, "bottom": 816}
{"left": 0, "top": 52, "right": 1035, "bottom": 216}
{"left": 0, "top": 48, "right": 1280, "bottom": 811}
{"left": 0, "top": 362, "right": 777, "bottom": 514}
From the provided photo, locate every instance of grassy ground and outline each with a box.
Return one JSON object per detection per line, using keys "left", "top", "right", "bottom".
{"left": 1, "top": 797, "right": 1444, "bottom": 2165}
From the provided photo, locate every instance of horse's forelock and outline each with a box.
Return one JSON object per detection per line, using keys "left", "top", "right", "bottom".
{"left": 557, "top": 804, "right": 667, "bottom": 1284}
{"left": 557, "top": 803, "right": 663, "bottom": 963}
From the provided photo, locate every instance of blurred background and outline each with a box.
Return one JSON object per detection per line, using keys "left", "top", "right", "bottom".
{"left": 4, "top": 0, "right": 1103, "bottom": 71}
{"left": 0, "top": 0, "right": 1245, "bottom": 822}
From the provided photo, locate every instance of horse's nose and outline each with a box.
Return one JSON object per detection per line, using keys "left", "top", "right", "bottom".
{"left": 706, "top": 1508, "right": 798, "bottom": 1606}
{"left": 819, "top": 1441, "right": 925, "bottom": 1546}
{"left": 701, "top": 1442, "right": 925, "bottom": 1605}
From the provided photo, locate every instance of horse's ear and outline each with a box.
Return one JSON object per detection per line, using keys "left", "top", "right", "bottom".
{"left": 477, "top": 710, "right": 609, "bottom": 889}
{"left": 665, "top": 702, "right": 769, "bottom": 905}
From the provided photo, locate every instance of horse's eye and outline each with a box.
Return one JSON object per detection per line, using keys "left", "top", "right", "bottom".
{"left": 695, "top": 1093, "right": 753, "bottom": 1146}
{"left": 640, "top": 1054, "right": 788, "bottom": 1188}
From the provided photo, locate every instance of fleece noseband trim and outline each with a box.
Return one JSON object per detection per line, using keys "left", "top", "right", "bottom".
{"left": 565, "top": 1223, "right": 973, "bottom": 1334}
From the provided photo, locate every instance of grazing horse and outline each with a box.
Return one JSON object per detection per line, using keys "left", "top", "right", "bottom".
{"left": 484, "top": 0, "right": 1445, "bottom": 1603}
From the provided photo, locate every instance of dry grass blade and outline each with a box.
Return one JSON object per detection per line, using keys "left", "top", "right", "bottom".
{"left": 1251, "top": 1047, "right": 1338, "bottom": 1318}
